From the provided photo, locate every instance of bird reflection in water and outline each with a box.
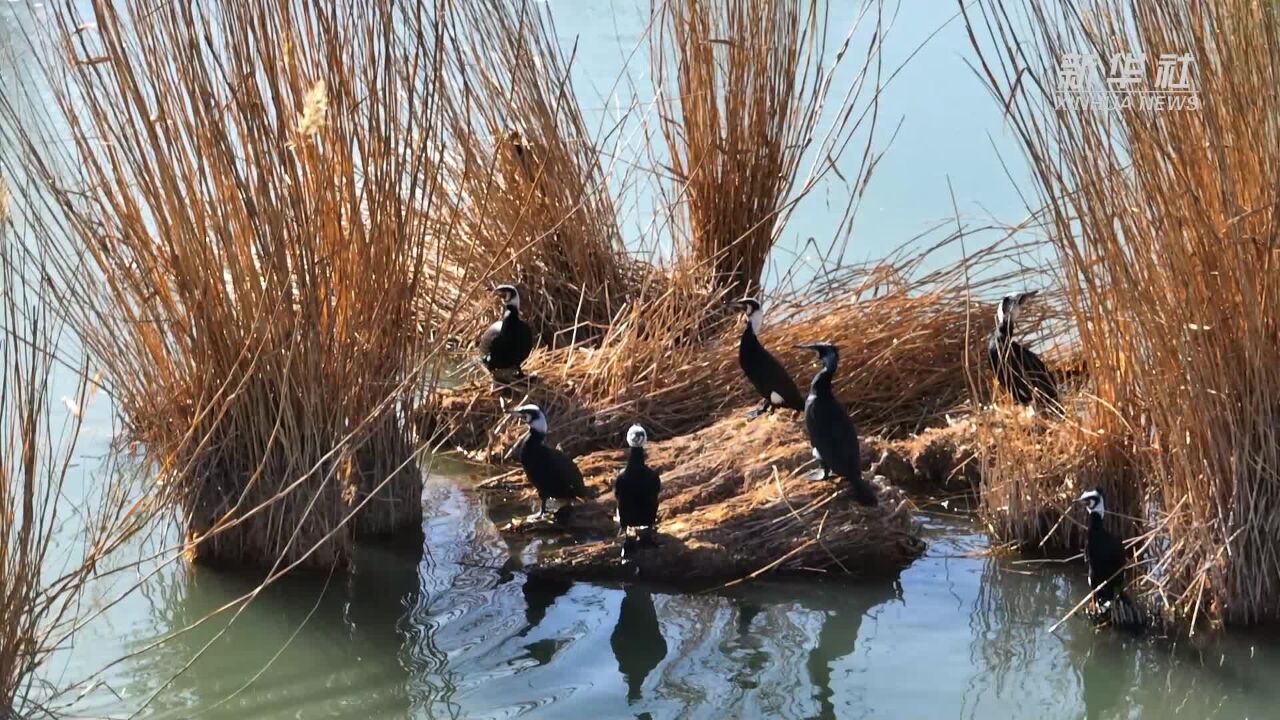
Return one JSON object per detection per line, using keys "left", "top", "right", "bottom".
{"left": 610, "top": 586, "right": 668, "bottom": 703}
{"left": 1079, "top": 636, "right": 1133, "bottom": 720}
{"left": 518, "top": 574, "right": 573, "bottom": 666}
{"left": 803, "top": 579, "right": 902, "bottom": 720}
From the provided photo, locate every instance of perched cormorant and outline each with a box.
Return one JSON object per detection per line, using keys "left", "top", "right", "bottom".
{"left": 508, "top": 404, "right": 588, "bottom": 518}
{"left": 479, "top": 284, "right": 534, "bottom": 378}
{"left": 795, "top": 343, "right": 877, "bottom": 507}
{"left": 615, "top": 424, "right": 661, "bottom": 558}
{"left": 988, "top": 291, "right": 1060, "bottom": 412}
{"left": 736, "top": 298, "right": 806, "bottom": 419}
{"left": 1076, "top": 488, "right": 1139, "bottom": 625}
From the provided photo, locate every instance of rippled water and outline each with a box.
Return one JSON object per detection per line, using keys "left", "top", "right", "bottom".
{"left": 51, "top": 472, "right": 1280, "bottom": 720}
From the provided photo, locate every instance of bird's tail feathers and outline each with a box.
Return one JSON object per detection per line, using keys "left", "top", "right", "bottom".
{"left": 850, "top": 478, "right": 879, "bottom": 507}
{"left": 1099, "top": 593, "right": 1146, "bottom": 631}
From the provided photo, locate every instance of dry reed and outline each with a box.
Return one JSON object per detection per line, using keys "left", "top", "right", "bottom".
{"left": 965, "top": 0, "right": 1280, "bottom": 628}
{"left": 0, "top": 237, "right": 140, "bottom": 716}
{"left": 652, "top": 0, "right": 885, "bottom": 295}
{"left": 428, "top": 0, "right": 639, "bottom": 348}
{"left": 427, "top": 232, "right": 1046, "bottom": 460}
{"left": 0, "top": 1, "right": 454, "bottom": 570}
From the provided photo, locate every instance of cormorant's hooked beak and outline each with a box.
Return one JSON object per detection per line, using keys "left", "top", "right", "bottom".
{"left": 793, "top": 343, "right": 821, "bottom": 352}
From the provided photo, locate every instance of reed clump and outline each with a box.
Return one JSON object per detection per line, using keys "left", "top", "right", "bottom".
{"left": 966, "top": 0, "right": 1280, "bottom": 628}
{"left": 0, "top": 1, "right": 452, "bottom": 570}
{"left": 970, "top": 403, "right": 1139, "bottom": 553}
{"left": 428, "top": 0, "right": 638, "bottom": 348}
{"left": 653, "top": 0, "right": 884, "bottom": 296}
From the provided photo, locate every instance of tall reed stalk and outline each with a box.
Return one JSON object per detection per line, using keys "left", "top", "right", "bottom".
{"left": 0, "top": 0, "right": 453, "bottom": 570}
{"left": 0, "top": 233, "right": 140, "bottom": 717}
{"left": 431, "top": 0, "right": 637, "bottom": 348}
{"left": 965, "top": 0, "right": 1280, "bottom": 627}
{"left": 653, "top": 0, "right": 884, "bottom": 295}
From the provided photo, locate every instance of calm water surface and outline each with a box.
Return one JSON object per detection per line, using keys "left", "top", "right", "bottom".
{"left": 56, "top": 472, "right": 1280, "bottom": 720}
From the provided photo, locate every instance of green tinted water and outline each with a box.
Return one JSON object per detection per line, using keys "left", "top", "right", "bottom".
{"left": 56, "top": 473, "right": 1280, "bottom": 719}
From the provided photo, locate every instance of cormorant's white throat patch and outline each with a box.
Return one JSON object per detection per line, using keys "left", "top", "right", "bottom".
{"left": 748, "top": 309, "right": 763, "bottom": 334}
{"left": 1077, "top": 489, "right": 1105, "bottom": 517}
{"left": 770, "top": 391, "right": 784, "bottom": 405}
{"left": 626, "top": 424, "right": 648, "bottom": 448}
{"left": 513, "top": 404, "right": 547, "bottom": 434}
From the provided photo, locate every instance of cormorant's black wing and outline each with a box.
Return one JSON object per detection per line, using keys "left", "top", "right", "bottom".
{"left": 1011, "top": 342, "right": 1059, "bottom": 404}
{"left": 990, "top": 336, "right": 1059, "bottom": 407}
{"left": 825, "top": 401, "right": 862, "bottom": 478}
{"left": 478, "top": 319, "right": 502, "bottom": 361}
{"left": 640, "top": 467, "right": 661, "bottom": 526}
{"left": 740, "top": 333, "right": 805, "bottom": 410}
{"left": 548, "top": 446, "right": 588, "bottom": 498}
{"left": 759, "top": 349, "right": 806, "bottom": 409}
{"left": 1087, "top": 530, "right": 1127, "bottom": 602}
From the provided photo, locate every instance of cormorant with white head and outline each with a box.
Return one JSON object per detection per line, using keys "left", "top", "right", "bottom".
{"left": 989, "top": 291, "right": 1060, "bottom": 412}
{"left": 1076, "top": 487, "right": 1140, "bottom": 625}
{"left": 479, "top": 284, "right": 534, "bottom": 378}
{"left": 795, "top": 342, "right": 877, "bottom": 506}
{"left": 736, "top": 298, "right": 805, "bottom": 419}
{"left": 508, "top": 404, "right": 588, "bottom": 519}
{"left": 615, "top": 424, "right": 661, "bottom": 559}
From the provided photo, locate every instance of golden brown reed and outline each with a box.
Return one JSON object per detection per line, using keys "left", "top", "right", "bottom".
{"left": 965, "top": 0, "right": 1280, "bottom": 628}
{"left": 0, "top": 1, "right": 452, "bottom": 570}
{"left": 427, "top": 232, "right": 1042, "bottom": 461}
{"left": 652, "top": 0, "right": 885, "bottom": 295}
{"left": 0, "top": 244, "right": 141, "bottom": 715}
{"left": 428, "top": 0, "right": 638, "bottom": 348}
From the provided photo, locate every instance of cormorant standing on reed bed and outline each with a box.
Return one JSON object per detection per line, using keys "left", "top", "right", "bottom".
{"left": 615, "top": 424, "right": 661, "bottom": 560}
{"left": 1076, "top": 488, "right": 1141, "bottom": 627}
{"left": 508, "top": 404, "right": 588, "bottom": 519}
{"left": 479, "top": 284, "right": 533, "bottom": 378}
{"left": 736, "top": 298, "right": 805, "bottom": 419}
{"left": 795, "top": 342, "right": 877, "bottom": 506}
{"left": 989, "top": 291, "right": 1060, "bottom": 413}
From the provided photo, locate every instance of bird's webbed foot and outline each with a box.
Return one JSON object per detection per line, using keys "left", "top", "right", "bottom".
{"left": 804, "top": 464, "right": 830, "bottom": 481}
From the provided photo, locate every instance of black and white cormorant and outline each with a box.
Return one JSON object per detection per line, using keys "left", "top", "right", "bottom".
{"left": 479, "top": 284, "right": 534, "bottom": 378}
{"left": 795, "top": 342, "right": 877, "bottom": 507}
{"left": 614, "top": 424, "right": 661, "bottom": 558}
{"left": 736, "top": 298, "right": 805, "bottom": 419}
{"left": 508, "top": 404, "right": 589, "bottom": 518}
{"left": 1076, "top": 488, "right": 1140, "bottom": 625}
{"left": 989, "top": 291, "right": 1060, "bottom": 412}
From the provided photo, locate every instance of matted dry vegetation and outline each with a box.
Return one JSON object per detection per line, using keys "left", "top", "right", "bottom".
{"left": 966, "top": 0, "right": 1280, "bottom": 629}
{"left": 425, "top": 233, "right": 1045, "bottom": 462}
{"left": 501, "top": 410, "right": 925, "bottom": 584}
